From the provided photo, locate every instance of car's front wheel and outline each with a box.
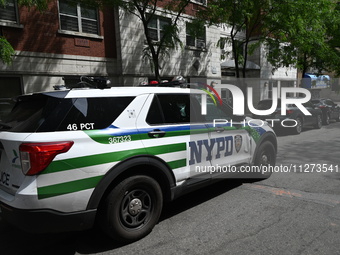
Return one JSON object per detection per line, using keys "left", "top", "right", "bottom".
{"left": 101, "top": 175, "right": 163, "bottom": 243}
{"left": 251, "top": 141, "right": 276, "bottom": 179}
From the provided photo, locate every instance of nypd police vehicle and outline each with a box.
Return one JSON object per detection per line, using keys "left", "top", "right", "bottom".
{"left": 0, "top": 82, "right": 277, "bottom": 243}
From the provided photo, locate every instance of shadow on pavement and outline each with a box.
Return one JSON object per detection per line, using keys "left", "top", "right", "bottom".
{"left": 0, "top": 179, "right": 242, "bottom": 255}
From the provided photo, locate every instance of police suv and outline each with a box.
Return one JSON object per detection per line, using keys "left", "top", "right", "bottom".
{"left": 0, "top": 82, "right": 277, "bottom": 243}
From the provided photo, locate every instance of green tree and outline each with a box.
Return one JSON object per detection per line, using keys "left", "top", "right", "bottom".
{"left": 0, "top": 37, "right": 15, "bottom": 64}
{"left": 324, "top": 1, "right": 340, "bottom": 77}
{"left": 199, "top": 0, "right": 279, "bottom": 78}
{"left": 199, "top": 0, "right": 340, "bottom": 79}
{"left": 265, "top": 0, "right": 340, "bottom": 78}
{"left": 0, "top": 0, "right": 14, "bottom": 64}
{"left": 90, "top": 0, "right": 193, "bottom": 82}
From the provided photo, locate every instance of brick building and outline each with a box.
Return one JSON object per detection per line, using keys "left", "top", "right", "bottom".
{"left": 0, "top": 0, "right": 118, "bottom": 99}
{"left": 0, "top": 0, "right": 297, "bottom": 120}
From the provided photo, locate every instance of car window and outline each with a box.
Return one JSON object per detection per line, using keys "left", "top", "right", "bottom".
{"left": 147, "top": 94, "right": 191, "bottom": 125}
{"left": 146, "top": 94, "right": 209, "bottom": 125}
{"left": 193, "top": 94, "right": 233, "bottom": 122}
{"left": 57, "top": 97, "right": 135, "bottom": 131}
{"left": 205, "top": 102, "right": 230, "bottom": 121}
{"left": 0, "top": 99, "right": 15, "bottom": 122}
{"left": 303, "top": 102, "right": 313, "bottom": 108}
{"left": 325, "top": 100, "right": 334, "bottom": 106}
{"left": 1, "top": 94, "right": 49, "bottom": 132}
{"left": 146, "top": 96, "right": 164, "bottom": 125}
{"left": 1, "top": 94, "right": 135, "bottom": 132}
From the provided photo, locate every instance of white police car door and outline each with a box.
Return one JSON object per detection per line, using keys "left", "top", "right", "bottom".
{"left": 201, "top": 97, "right": 252, "bottom": 178}
{"left": 136, "top": 93, "right": 212, "bottom": 185}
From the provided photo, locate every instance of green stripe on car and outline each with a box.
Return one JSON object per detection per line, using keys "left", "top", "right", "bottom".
{"left": 37, "top": 176, "right": 103, "bottom": 200}
{"left": 38, "top": 154, "right": 187, "bottom": 200}
{"left": 42, "top": 143, "right": 186, "bottom": 174}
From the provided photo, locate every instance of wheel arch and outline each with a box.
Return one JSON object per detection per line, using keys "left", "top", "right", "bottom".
{"left": 296, "top": 114, "right": 304, "bottom": 124}
{"left": 86, "top": 155, "right": 177, "bottom": 210}
{"left": 251, "top": 131, "right": 277, "bottom": 165}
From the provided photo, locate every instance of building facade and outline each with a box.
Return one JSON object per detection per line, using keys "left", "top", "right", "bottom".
{"left": 0, "top": 0, "right": 118, "bottom": 95}
{"left": 0, "top": 0, "right": 298, "bottom": 114}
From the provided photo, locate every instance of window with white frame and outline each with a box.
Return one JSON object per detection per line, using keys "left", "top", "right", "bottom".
{"left": 58, "top": 0, "right": 99, "bottom": 35}
{"left": 0, "top": 0, "right": 18, "bottom": 24}
{"left": 186, "top": 22, "right": 206, "bottom": 49}
{"left": 147, "top": 15, "right": 171, "bottom": 42}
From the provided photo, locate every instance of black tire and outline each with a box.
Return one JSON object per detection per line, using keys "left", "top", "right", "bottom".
{"left": 292, "top": 117, "right": 302, "bottom": 134}
{"left": 336, "top": 112, "right": 340, "bottom": 122}
{"left": 314, "top": 114, "right": 322, "bottom": 129}
{"left": 101, "top": 175, "right": 163, "bottom": 243}
{"left": 323, "top": 114, "right": 330, "bottom": 125}
{"left": 251, "top": 141, "right": 276, "bottom": 179}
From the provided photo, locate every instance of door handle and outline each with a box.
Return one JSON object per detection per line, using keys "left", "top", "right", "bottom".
{"left": 148, "top": 129, "right": 166, "bottom": 138}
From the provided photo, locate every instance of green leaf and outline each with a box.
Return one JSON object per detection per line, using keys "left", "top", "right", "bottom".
{"left": 0, "top": 37, "right": 15, "bottom": 64}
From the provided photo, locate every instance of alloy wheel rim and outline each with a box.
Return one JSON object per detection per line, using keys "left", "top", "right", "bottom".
{"left": 120, "top": 189, "right": 152, "bottom": 229}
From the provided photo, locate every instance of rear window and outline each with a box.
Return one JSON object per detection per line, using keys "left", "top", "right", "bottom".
{"left": 0, "top": 98, "right": 15, "bottom": 122}
{"left": 0, "top": 94, "right": 134, "bottom": 132}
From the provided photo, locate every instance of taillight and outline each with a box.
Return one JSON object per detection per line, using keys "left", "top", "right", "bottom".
{"left": 19, "top": 142, "right": 74, "bottom": 176}
{"left": 286, "top": 110, "right": 294, "bottom": 115}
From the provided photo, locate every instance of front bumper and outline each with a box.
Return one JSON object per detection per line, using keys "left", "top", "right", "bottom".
{"left": 0, "top": 202, "right": 96, "bottom": 233}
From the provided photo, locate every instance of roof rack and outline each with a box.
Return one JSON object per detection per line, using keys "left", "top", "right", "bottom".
{"left": 76, "top": 76, "right": 111, "bottom": 89}
{"left": 56, "top": 76, "right": 111, "bottom": 90}
{"left": 53, "top": 85, "right": 68, "bottom": 90}
{"left": 140, "top": 81, "right": 205, "bottom": 89}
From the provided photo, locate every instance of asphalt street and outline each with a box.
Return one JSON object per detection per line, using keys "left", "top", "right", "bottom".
{"left": 1, "top": 121, "right": 340, "bottom": 255}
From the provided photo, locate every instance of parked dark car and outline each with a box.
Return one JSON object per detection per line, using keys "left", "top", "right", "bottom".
{"left": 253, "top": 99, "right": 323, "bottom": 134}
{"left": 311, "top": 98, "right": 340, "bottom": 125}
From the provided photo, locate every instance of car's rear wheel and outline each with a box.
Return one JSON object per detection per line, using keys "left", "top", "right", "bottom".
{"left": 101, "top": 175, "right": 163, "bottom": 243}
{"left": 314, "top": 114, "right": 322, "bottom": 129}
{"left": 292, "top": 117, "right": 302, "bottom": 134}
